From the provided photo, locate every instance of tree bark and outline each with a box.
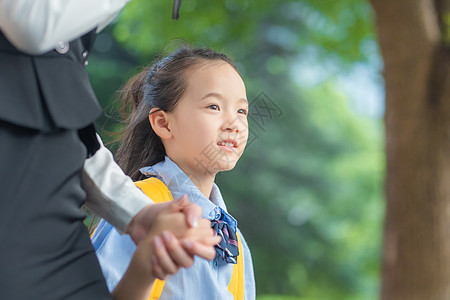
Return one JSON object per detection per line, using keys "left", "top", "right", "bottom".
{"left": 369, "top": 0, "right": 450, "bottom": 299}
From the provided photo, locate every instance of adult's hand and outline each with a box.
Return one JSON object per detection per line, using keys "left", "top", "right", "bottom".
{"left": 149, "top": 217, "right": 220, "bottom": 278}
{"left": 126, "top": 195, "right": 219, "bottom": 262}
{"left": 127, "top": 195, "right": 201, "bottom": 244}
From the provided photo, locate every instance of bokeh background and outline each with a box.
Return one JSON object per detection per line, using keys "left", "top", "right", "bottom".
{"left": 87, "top": 1, "right": 385, "bottom": 299}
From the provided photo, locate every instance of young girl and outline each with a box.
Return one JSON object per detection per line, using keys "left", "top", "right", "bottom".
{"left": 92, "top": 46, "right": 255, "bottom": 299}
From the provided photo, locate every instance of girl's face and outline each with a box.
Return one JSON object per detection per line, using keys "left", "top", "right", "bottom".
{"left": 165, "top": 61, "right": 249, "bottom": 177}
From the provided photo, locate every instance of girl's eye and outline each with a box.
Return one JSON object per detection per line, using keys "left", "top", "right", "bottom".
{"left": 238, "top": 108, "right": 248, "bottom": 115}
{"left": 208, "top": 104, "right": 220, "bottom": 111}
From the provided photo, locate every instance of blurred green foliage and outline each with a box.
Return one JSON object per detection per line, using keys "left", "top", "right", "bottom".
{"left": 87, "top": 0, "right": 384, "bottom": 299}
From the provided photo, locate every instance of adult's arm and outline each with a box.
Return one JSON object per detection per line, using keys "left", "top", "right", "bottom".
{"left": 82, "top": 134, "right": 151, "bottom": 234}
{"left": 0, "top": 0, "right": 131, "bottom": 54}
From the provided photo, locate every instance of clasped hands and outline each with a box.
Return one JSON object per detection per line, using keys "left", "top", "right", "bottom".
{"left": 112, "top": 195, "right": 220, "bottom": 299}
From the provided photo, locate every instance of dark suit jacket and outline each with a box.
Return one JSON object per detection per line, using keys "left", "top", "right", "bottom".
{"left": 0, "top": 30, "right": 102, "bottom": 131}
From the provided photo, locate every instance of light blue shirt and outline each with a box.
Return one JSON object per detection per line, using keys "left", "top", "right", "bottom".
{"left": 91, "top": 156, "right": 256, "bottom": 300}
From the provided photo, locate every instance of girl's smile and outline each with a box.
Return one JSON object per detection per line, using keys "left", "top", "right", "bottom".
{"left": 217, "top": 139, "right": 239, "bottom": 153}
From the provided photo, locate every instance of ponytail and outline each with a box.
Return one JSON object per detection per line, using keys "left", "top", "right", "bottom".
{"left": 115, "top": 66, "right": 166, "bottom": 181}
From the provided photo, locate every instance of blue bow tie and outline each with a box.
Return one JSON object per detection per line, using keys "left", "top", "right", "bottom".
{"left": 209, "top": 207, "right": 239, "bottom": 265}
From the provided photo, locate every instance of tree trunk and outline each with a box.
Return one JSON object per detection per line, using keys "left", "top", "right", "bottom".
{"left": 369, "top": 0, "right": 450, "bottom": 299}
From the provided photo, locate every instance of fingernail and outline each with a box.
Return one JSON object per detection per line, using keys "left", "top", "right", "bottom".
{"left": 162, "top": 230, "right": 172, "bottom": 243}
{"left": 154, "top": 236, "right": 163, "bottom": 249}
{"left": 189, "top": 216, "right": 198, "bottom": 228}
{"left": 182, "top": 239, "right": 193, "bottom": 249}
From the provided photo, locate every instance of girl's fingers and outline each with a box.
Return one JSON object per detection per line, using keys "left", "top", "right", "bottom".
{"left": 185, "top": 220, "right": 214, "bottom": 237}
{"left": 188, "top": 229, "right": 221, "bottom": 247}
{"left": 151, "top": 255, "right": 168, "bottom": 280}
{"left": 161, "top": 230, "right": 195, "bottom": 269}
{"left": 199, "top": 234, "right": 222, "bottom": 247}
{"left": 197, "top": 218, "right": 213, "bottom": 229}
{"left": 152, "top": 235, "right": 178, "bottom": 276}
{"left": 181, "top": 239, "right": 218, "bottom": 261}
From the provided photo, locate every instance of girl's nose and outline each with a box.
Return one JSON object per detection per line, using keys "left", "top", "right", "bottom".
{"left": 221, "top": 109, "right": 246, "bottom": 133}
{"left": 221, "top": 115, "right": 240, "bottom": 133}
{"left": 222, "top": 120, "right": 239, "bottom": 133}
{"left": 224, "top": 125, "right": 239, "bottom": 133}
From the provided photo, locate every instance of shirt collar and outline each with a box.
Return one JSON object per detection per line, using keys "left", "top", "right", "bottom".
{"left": 139, "top": 156, "right": 230, "bottom": 219}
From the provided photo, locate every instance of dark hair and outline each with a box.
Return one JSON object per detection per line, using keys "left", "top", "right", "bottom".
{"left": 115, "top": 46, "right": 237, "bottom": 181}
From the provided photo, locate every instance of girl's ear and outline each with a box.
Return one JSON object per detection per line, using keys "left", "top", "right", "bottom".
{"left": 149, "top": 108, "right": 172, "bottom": 140}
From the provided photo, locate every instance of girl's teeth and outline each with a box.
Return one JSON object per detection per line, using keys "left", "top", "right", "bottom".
{"left": 219, "top": 141, "right": 234, "bottom": 147}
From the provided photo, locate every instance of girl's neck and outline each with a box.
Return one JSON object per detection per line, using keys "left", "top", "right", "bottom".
{"left": 169, "top": 157, "right": 216, "bottom": 199}
{"left": 189, "top": 172, "right": 215, "bottom": 199}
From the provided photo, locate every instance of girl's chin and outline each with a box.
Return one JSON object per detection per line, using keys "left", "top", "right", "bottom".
{"left": 212, "top": 160, "right": 238, "bottom": 173}
{"left": 190, "top": 154, "right": 240, "bottom": 176}
{"left": 196, "top": 163, "right": 237, "bottom": 176}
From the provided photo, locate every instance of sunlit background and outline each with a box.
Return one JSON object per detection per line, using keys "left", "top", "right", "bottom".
{"left": 87, "top": 1, "right": 385, "bottom": 299}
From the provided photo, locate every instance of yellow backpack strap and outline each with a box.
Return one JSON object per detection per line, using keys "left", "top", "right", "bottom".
{"left": 228, "top": 231, "right": 245, "bottom": 300}
{"left": 135, "top": 177, "right": 173, "bottom": 300}
{"left": 135, "top": 177, "right": 173, "bottom": 204}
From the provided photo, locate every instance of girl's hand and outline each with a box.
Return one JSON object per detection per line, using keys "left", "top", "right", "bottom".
{"left": 149, "top": 214, "right": 221, "bottom": 277}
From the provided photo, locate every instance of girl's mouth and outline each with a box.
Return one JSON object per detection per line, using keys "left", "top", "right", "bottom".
{"left": 217, "top": 139, "right": 238, "bottom": 152}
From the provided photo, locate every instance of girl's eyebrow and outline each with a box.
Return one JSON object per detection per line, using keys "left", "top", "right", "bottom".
{"left": 238, "top": 98, "right": 249, "bottom": 105}
{"left": 201, "top": 92, "right": 224, "bottom": 100}
{"left": 201, "top": 92, "right": 248, "bottom": 104}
